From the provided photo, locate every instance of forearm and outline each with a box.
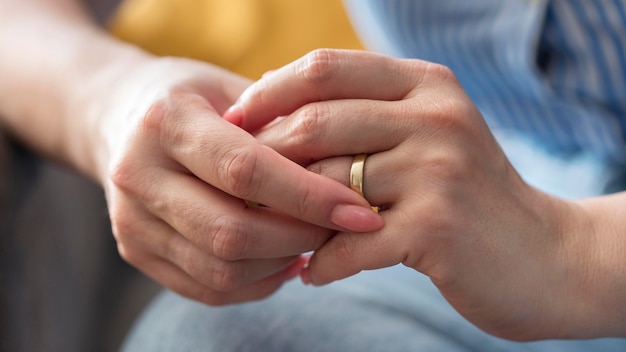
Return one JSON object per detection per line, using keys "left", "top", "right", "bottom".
{"left": 0, "top": 0, "right": 150, "bottom": 179}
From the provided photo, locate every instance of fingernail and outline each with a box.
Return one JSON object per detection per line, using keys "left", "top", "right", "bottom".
{"left": 330, "top": 204, "right": 384, "bottom": 232}
{"left": 284, "top": 266, "right": 301, "bottom": 282}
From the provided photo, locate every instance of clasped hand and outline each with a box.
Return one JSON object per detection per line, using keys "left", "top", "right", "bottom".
{"left": 95, "top": 56, "right": 382, "bottom": 306}
{"left": 225, "top": 49, "right": 599, "bottom": 340}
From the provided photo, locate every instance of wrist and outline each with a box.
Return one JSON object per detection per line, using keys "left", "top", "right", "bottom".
{"left": 0, "top": 8, "right": 153, "bottom": 181}
{"left": 68, "top": 34, "right": 154, "bottom": 182}
{"left": 563, "top": 195, "right": 626, "bottom": 338}
{"left": 503, "top": 185, "right": 605, "bottom": 339}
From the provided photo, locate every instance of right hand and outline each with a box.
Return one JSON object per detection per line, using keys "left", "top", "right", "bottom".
{"left": 84, "top": 55, "right": 383, "bottom": 305}
{"left": 224, "top": 49, "right": 615, "bottom": 339}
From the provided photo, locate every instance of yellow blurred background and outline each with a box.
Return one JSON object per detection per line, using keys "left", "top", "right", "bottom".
{"left": 109, "top": 0, "right": 364, "bottom": 79}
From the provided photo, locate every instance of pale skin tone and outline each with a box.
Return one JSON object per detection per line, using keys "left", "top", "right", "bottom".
{"left": 225, "top": 49, "right": 626, "bottom": 341}
{"left": 3, "top": 0, "right": 626, "bottom": 342}
{"left": 0, "top": 0, "right": 382, "bottom": 305}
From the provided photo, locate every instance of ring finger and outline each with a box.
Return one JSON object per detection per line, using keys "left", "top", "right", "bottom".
{"left": 131, "top": 253, "right": 304, "bottom": 305}
{"left": 115, "top": 198, "right": 300, "bottom": 291}
{"left": 306, "top": 151, "right": 407, "bottom": 207}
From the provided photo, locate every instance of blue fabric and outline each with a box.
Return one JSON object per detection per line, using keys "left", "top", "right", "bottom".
{"left": 121, "top": 132, "right": 626, "bottom": 350}
{"left": 122, "top": 2, "right": 626, "bottom": 350}
{"left": 344, "top": 0, "right": 626, "bottom": 163}
{"left": 123, "top": 272, "right": 625, "bottom": 351}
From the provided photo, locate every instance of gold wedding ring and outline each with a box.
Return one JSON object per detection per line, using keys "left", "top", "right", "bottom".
{"left": 350, "top": 154, "right": 378, "bottom": 212}
{"left": 350, "top": 154, "right": 367, "bottom": 197}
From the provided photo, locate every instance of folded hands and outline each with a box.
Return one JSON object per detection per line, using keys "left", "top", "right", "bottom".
{"left": 98, "top": 49, "right": 616, "bottom": 340}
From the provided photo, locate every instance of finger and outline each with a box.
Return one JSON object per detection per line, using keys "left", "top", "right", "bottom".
{"left": 124, "top": 217, "right": 297, "bottom": 292}
{"left": 120, "top": 164, "right": 334, "bottom": 259}
{"left": 224, "top": 49, "right": 427, "bottom": 132}
{"left": 305, "top": 153, "right": 404, "bottom": 207}
{"left": 303, "top": 207, "right": 412, "bottom": 286}
{"left": 137, "top": 91, "right": 383, "bottom": 233}
{"left": 125, "top": 249, "right": 303, "bottom": 305}
{"left": 113, "top": 200, "right": 302, "bottom": 290}
{"left": 254, "top": 99, "right": 411, "bottom": 164}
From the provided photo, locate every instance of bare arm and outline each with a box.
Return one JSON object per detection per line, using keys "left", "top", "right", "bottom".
{"left": 0, "top": 0, "right": 146, "bottom": 179}
{"left": 0, "top": 2, "right": 382, "bottom": 305}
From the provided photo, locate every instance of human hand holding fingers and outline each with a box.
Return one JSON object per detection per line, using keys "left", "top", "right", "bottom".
{"left": 228, "top": 49, "right": 601, "bottom": 339}
{"left": 109, "top": 150, "right": 327, "bottom": 304}
{"left": 0, "top": 0, "right": 332, "bottom": 305}
{"left": 89, "top": 57, "right": 382, "bottom": 305}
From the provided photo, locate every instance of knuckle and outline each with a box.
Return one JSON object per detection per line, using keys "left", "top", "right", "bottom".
{"left": 422, "top": 62, "right": 458, "bottom": 85}
{"left": 108, "top": 162, "right": 127, "bottom": 193}
{"left": 145, "top": 98, "right": 189, "bottom": 153}
{"left": 139, "top": 99, "right": 169, "bottom": 140}
{"left": 108, "top": 102, "right": 170, "bottom": 197}
{"left": 406, "top": 61, "right": 465, "bottom": 106}
{"left": 209, "top": 216, "right": 248, "bottom": 261}
{"left": 401, "top": 60, "right": 452, "bottom": 91}
{"left": 298, "top": 48, "right": 339, "bottom": 86}
{"left": 219, "top": 145, "right": 262, "bottom": 198}
{"left": 209, "top": 262, "right": 246, "bottom": 292}
{"left": 139, "top": 91, "right": 210, "bottom": 154}
{"left": 109, "top": 205, "right": 137, "bottom": 243}
{"left": 330, "top": 236, "right": 359, "bottom": 267}
{"left": 116, "top": 242, "right": 145, "bottom": 267}
{"left": 424, "top": 148, "right": 472, "bottom": 185}
{"left": 108, "top": 157, "right": 144, "bottom": 195}
{"left": 439, "top": 96, "right": 477, "bottom": 127}
{"left": 293, "top": 183, "right": 316, "bottom": 220}
{"left": 288, "top": 103, "right": 329, "bottom": 147}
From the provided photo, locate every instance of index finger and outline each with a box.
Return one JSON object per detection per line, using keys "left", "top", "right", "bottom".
{"left": 224, "top": 49, "right": 426, "bottom": 132}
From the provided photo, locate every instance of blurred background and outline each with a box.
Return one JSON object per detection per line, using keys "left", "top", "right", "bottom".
{"left": 110, "top": 0, "right": 364, "bottom": 79}
{"left": 1, "top": 1, "right": 364, "bottom": 351}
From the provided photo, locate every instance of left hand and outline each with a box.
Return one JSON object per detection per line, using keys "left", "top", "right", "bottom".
{"left": 86, "top": 55, "right": 381, "bottom": 306}
{"left": 224, "top": 49, "right": 601, "bottom": 340}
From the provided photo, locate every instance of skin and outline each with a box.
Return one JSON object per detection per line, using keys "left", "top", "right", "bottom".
{"left": 5, "top": 0, "right": 625, "bottom": 342}
{"left": 0, "top": 0, "right": 383, "bottom": 305}
{"left": 225, "top": 49, "right": 626, "bottom": 340}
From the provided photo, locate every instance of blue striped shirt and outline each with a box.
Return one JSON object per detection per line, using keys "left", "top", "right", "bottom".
{"left": 344, "top": 0, "right": 626, "bottom": 163}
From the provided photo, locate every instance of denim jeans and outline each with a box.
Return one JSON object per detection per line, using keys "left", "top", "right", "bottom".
{"left": 122, "top": 130, "right": 626, "bottom": 351}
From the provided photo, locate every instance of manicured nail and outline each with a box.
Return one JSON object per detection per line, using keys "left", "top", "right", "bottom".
{"left": 330, "top": 204, "right": 384, "bottom": 232}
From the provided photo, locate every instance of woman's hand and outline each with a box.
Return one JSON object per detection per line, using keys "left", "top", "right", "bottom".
{"left": 83, "top": 55, "right": 383, "bottom": 306}
{"left": 0, "top": 1, "right": 383, "bottom": 307}
{"left": 224, "top": 49, "right": 607, "bottom": 339}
